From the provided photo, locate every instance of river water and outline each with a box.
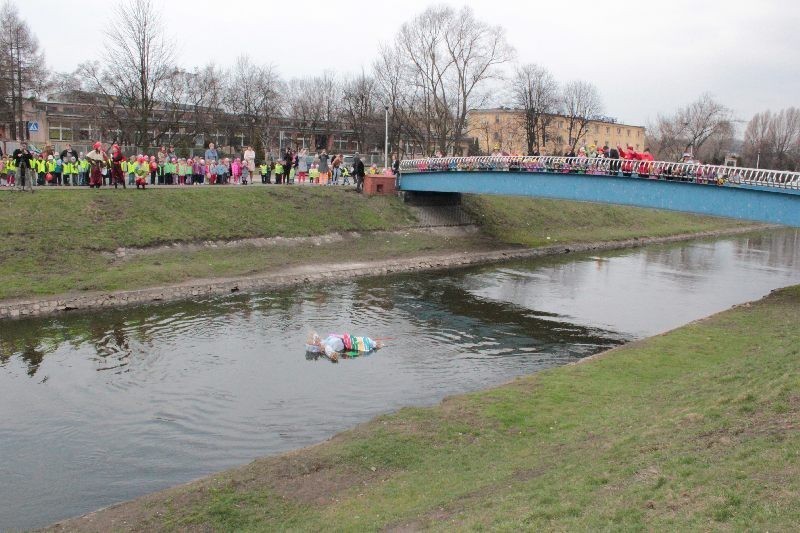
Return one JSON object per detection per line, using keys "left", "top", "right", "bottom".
{"left": 1, "top": 229, "right": 799, "bottom": 530}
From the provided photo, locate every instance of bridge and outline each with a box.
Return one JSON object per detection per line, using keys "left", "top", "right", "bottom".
{"left": 397, "top": 156, "right": 800, "bottom": 227}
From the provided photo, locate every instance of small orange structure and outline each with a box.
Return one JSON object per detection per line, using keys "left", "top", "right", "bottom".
{"left": 362, "top": 171, "right": 396, "bottom": 195}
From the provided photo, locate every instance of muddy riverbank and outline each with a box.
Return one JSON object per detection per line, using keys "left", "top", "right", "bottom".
{"left": 0, "top": 224, "right": 769, "bottom": 321}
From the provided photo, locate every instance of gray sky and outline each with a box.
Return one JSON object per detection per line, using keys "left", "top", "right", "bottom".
{"left": 19, "top": 0, "right": 800, "bottom": 128}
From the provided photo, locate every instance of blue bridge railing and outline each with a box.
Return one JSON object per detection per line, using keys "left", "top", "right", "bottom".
{"left": 400, "top": 156, "right": 800, "bottom": 191}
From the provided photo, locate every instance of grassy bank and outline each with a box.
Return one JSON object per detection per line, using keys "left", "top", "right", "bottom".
{"left": 1, "top": 188, "right": 752, "bottom": 301}
{"left": 49, "top": 285, "right": 800, "bottom": 531}
{"left": 463, "top": 195, "right": 753, "bottom": 247}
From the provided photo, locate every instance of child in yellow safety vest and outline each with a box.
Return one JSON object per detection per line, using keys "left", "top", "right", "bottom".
{"left": 127, "top": 155, "right": 137, "bottom": 186}
{"left": 309, "top": 163, "right": 320, "bottom": 184}
{"left": 7, "top": 156, "right": 17, "bottom": 186}
{"left": 66, "top": 158, "right": 79, "bottom": 186}
{"left": 45, "top": 156, "right": 56, "bottom": 185}
{"left": 1, "top": 156, "right": 11, "bottom": 186}
{"left": 34, "top": 156, "right": 45, "bottom": 186}
{"left": 78, "top": 157, "right": 89, "bottom": 186}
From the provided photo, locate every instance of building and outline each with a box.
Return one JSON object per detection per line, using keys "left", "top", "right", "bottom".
{"left": 2, "top": 91, "right": 384, "bottom": 160}
{"left": 467, "top": 107, "right": 646, "bottom": 156}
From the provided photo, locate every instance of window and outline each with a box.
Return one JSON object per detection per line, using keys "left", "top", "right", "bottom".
{"left": 48, "top": 124, "right": 73, "bottom": 141}
{"left": 494, "top": 115, "right": 500, "bottom": 123}
{"left": 627, "top": 129, "right": 631, "bottom": 137}
{"left": 594, "top": 125, "right": 599, "bottom": 133}
{"left": 492, "top": 132, "right": 499, "bottom": 140}
{"left": 636, "top": 144, "right": 640, "bottom": 150}
{"left": 637, "top": 130, "right": 641, "bottom": 137}
{"left": 606, "top": 127, "right": 610, "bottom": 134}
{"left": 616, "top": 127, "right": 621, "bottom": 134}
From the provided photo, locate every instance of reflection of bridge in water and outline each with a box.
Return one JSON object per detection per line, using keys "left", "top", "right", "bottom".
{"left": 398, "top": 156, "right": 800, "bottom": 227}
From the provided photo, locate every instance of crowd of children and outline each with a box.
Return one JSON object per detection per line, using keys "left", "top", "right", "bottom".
{"left": 2, "top": 145, "right": 359, "bottom": 189}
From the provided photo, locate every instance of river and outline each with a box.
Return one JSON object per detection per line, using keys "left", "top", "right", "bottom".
{"left": 1, "top": 229, "right": 799, "bottom": 530}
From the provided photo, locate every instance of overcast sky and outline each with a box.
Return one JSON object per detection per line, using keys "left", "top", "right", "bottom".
{"left": 18, "top": 0, "right": 800, "bottom": 128}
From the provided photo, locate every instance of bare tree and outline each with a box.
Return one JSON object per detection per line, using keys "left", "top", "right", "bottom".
{"left": 373, "top": 44, "right": 406, "bottom": 154}
{"left": 648, "top": 93, "right": 733, "bottom": 162}
{"left": 286, "top": 73, "right": 340, "bottom": 151}
{"left": 510, "top": 64, "right": 559, "bottom": 154}
{"left": 393, "top": 5, "right": 513, "bottom": 155}
{"left": 769, "top": 107, "right": 800, "bottom": 169}
{"left": 0, "top": 1, "right": 47, "bottom": 140}
{"left": 561, "top": 80, "right": 603, "bottom": 153}
{"left": 742, "top": 110, "right": 773, "bottom": 167}
{"left": 252, "top": 65, "right": 284, "bottom": 157}
{"left": 444, "top": 6, "right": 514, "bottom": 153}
{"left": 342, "top": 71, "right": 381, "bottom": 155}
{"left": 677, "top": 93, "right": 733, "bottom": 158}
{"left": 82, "top": 0, "right": 179, "bottom": 147}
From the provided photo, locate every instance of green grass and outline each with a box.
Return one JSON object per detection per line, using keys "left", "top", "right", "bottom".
{"left": 463, "top": 195, "right": 751, "bottom": 247}
{"left": 51, "top": 285, "right": 800, "bottom": 531}
{"left": 0, "top": 189, "right": 753, "bottom": 301}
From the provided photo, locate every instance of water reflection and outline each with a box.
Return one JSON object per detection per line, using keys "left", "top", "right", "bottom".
{"left": 1, "top": 229, "right": 799, "bottom": 531}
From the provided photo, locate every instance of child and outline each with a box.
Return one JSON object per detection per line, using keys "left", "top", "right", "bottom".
{"left": 193, "top": 157, "right": 204, "bottom": 185}
{"left": 176, "top": 158, "right": 186, "bottom": 185}
{"left": 259, "top": 161, "right": 270, "bottom": 184}
{"left": 231, "top": 158, "right": 242, "bottom": 185}
{"left": 309, "top": 163, "right": 320, "bottom": 184}
{"left": 243, "top": 162, "right": 251, "bottom": 184}
{"left": 164, "top": 157, "right": 176, "bottom": 185}
{"left": 149, "top": 156, "right": 158, "bottom": 185}
{"left": 35, "top": 155, "right": 46, "bottom": 186}
{"left": 222, "top": 158, "right": 231, "bottom": 184}
{"left": 134, "top": 156, "right": 149, "bottom": 189}
{"left": 214, "top": 159, "right": 226, "bottom": 184}
{"left": 273, "top": 160, "right": 284, "bottom": 184}
{"left": 54, "top": 157, "right": 64, "bottom": 186}
{"left": 6, "top": 156, "right": 17, "bottom": 186}
{"left": 1, "top": 156, "right": 8, "bottom": 186}
{"left": 206, "top": 159, "right": 215, "bottom": 185}
{"left": 127, "top": 155, "right": 137, "bottom": 186}
{"left": 64, "top": 157, "right": 77, "bottom": 186}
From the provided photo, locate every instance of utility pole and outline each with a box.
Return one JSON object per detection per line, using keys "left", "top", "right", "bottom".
{"left": 384, "top": 106, "right": 389, "bottom": 169}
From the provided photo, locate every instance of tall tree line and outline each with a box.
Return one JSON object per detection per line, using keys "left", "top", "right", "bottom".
{"left": 0, "top": 0, "right": 47, "bottom": 141}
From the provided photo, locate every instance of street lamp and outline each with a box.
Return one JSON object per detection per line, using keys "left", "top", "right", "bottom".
{"left": 756, "top": 150, "right": 761, "bottom": 169}
{"left": 384, "top": 105, "right": 389, "bottom": 170}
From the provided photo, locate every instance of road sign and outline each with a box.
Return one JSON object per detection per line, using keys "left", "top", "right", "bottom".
{"left": 27, "top": 121, "right": 39, "bottom": 132}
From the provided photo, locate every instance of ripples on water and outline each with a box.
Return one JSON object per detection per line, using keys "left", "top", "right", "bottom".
{"left": 1, "top": 229, "right": 799, "bottom": 530}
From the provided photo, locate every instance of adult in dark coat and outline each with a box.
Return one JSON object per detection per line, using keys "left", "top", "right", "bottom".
{"left": 60, "top": 143, "right": 79, "bottom": 162}
{"left": 353, "top": 153, "right": 366, "bottom": 193}
{"left": 12, "top": 141, "right": 35, "bottom": 192}
{"left": 606, "top": 145, "right": 620, "bottom": 175}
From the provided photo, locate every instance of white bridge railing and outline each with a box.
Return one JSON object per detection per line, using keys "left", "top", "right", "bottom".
{"left": 399, "top": 156, "right": 800, "bottom": 191}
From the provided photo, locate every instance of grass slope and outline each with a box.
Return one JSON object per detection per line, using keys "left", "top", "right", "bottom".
{"left": 1, "top": 189, "right": 751, "bottom": 301}
{"left": 463, "top": 195, "right": 751, "bottom": 247}
{"left": 49, "top": 285, "right": 800, "bottom": 531}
